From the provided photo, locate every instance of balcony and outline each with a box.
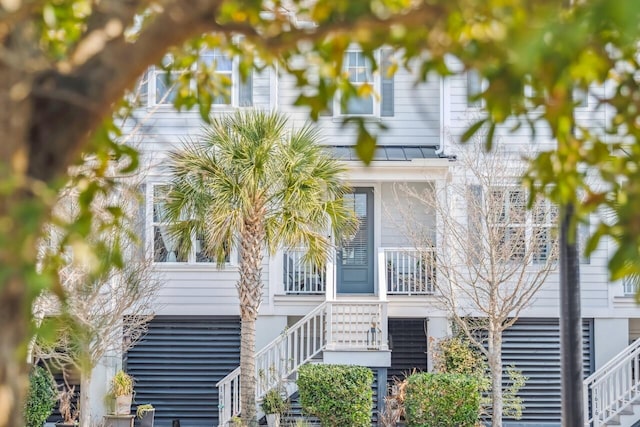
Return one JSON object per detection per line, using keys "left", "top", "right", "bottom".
{"left": 282, "top": 247, "right": 435, "bottom": 297}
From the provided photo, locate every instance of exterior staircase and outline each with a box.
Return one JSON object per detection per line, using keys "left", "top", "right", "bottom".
{"left": 584, "top": 338, "right": 640, "bottom": 427}
{"left": 216, "top": 300, "right": 389, "bottom": 427}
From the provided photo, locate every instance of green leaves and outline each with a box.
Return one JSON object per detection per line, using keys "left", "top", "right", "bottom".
{"left": 404, "top": 372, "right": 480, "bottom": 427}
{"left": 297, "top": 364, "right": 373, "bottom": 427}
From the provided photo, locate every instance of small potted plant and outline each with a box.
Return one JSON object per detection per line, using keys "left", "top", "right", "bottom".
{"left": 110, "top": 370, "right": 134, "bottom": 415}
{"left": 261, "top": 388, "right": 288, "bottom": 427}
{"left": 55, "top": 385, "right": 79, "bottom": 427}
{"left": 136, "top": 404, "right": 155, "bottom": 427}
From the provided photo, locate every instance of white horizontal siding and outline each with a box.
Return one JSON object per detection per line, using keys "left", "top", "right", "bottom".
{"left": 151, "top": 258, "right": 270, "bottom": 316}
{"left": 380, "top": 182, "right": 435, "bottom": 247}
{"left": 277, "top": 68, "right": 441, "bottom": 147}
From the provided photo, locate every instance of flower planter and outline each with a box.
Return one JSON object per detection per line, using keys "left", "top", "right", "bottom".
{"left": 266, "top": 413, "right": 280, "bottom": 427}
{"left": 139, "top": 409, "right": 155, "bottom": 427}
{"left": 115, "top": 394, "right": 133, "bottom": 415}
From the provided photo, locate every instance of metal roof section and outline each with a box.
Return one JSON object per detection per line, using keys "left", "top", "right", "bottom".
{"left": 329, "top": 145, "right": 444, "bottom": 161}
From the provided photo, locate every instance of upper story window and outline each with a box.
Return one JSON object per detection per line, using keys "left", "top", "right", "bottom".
{"left": 482, "top": 188, "right": 557, "bottom": 263}
{"left": 492, "top": 189, "right": 527, "bottom": 261}
{"left": 335, "top": 48, "right": 394, "bottom": 117}
{"left": 150, "top": 184, "right": 231, "bottom": 264}
{"left": 149, "top": 49, "right": 252, "bottom": 108}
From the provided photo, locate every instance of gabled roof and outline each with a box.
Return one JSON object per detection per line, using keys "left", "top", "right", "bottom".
{"left": 330, "top": 145, "right": 442, "bottom": 161}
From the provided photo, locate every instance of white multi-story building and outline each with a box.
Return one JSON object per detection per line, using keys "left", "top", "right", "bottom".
{"left": 81, "top": 50, "right": 640, "bottom": 427}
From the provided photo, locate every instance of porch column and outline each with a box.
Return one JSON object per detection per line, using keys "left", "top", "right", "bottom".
{"left": 325, "top": 255, "right": 336, "bottom": 301}
{"left": 377, "top": 247, "right": 387, "bottom": 301}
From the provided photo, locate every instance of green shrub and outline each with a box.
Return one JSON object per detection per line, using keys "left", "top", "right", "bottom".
{"left": 297, "top": 364, "right": 373, "bottom": 427}
{"left": 24, "top": 366, "right": 57, "bottom": 427}
{"left": 434, "top": 336, "right": 526, "bottom": 419}
{"left": 404, "top": 372, "right": 480, "bottom": 427}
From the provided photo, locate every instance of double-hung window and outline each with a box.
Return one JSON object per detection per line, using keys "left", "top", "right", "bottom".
{"left": 335, "top": 48, "right": 395, "bottom": 117}
{"left": 485, "top": 188, "right": 557, "bottom": 263}
{"left": 342, "top": 50, "right": 374, "bottom": 115}
{"left": 150, "top": 184, "right": 230, "bottom": 264}
{"left": 150, "top": 49, "right": 252, "bottom": 107}
{"left": 492, "top": 189, "right": 527, "bottom": 261}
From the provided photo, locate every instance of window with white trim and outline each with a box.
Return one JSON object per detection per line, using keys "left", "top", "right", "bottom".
{"left": 150, "top": 49, "right": 252, "bottom": 107}
{"left": 150, "top": 184, "right": 231, "bottom": 264}
{"left": 492, "top": 189, "right": 527, "bottom": 261}
{"left": 335, "top": 48, "right": 394, "bottom": 117}
{"left": 485, "top": 188, "right": 557, "bottom": 263}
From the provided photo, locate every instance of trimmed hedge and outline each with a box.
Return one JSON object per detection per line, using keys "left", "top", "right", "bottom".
{"left": 297, "top": 364, "right": 373, "bottom": 427}
{"left": 24, "top": 365, "right": 57, "bottom": 427}
{"left": 404, "top": 372, "right": 480, "bottom": 427}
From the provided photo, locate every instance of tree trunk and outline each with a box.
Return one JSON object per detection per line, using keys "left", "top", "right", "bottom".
{"left": 488, "top": 326, "right": 503, "bottom": 427}
{"left": 238, "top": 209, "right": 265, "bottom": 427}
{"left": 0, "top": 46, "right": 36, "bottom": 427}
{"left": 240, "top": 317, "right": 258, "bottom": 426}
{"left": 559, "top": 203, "right": 583, "bottom": 426}
{"left": 80, "top": 372, "right": 92, "bottom": 427}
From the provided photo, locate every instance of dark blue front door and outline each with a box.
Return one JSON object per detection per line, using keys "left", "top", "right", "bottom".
{"left": 337, "top": 188, "right": 374, "bottom": 294}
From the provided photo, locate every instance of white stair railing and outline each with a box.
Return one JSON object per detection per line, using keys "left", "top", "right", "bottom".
{"left": 216, "top": 302, "right": 328, "bottom": 427}
{"left": 584, "top": 338, "right": 640, "bottom": 426}
{"left": 216, "top": 300, "right": 389, "bottom": 427}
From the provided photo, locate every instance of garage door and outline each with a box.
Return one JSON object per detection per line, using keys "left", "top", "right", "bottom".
{"left": 125, "top": 316, "right": 241, "bottom": 427}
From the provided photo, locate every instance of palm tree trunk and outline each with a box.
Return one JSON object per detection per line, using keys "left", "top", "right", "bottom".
{"left": 238, "top": 209, "right": 265, "bottom": 427}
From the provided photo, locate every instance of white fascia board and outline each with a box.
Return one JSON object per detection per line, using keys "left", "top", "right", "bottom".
{"left": 343, "top": 158, "right": 452, "bottom": 182}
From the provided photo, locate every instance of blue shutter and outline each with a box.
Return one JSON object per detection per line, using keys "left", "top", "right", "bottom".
{"left": 380, "top": 49, "right": 395, "bottom": 117}
{"left": 238, "top": 69, "right": 253, "bottom": 106}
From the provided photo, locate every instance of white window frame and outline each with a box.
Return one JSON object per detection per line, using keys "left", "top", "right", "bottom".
{"left": 486, "top": 187, "right": 557, "bottom": 263}
{"left": 335, "top": 49, "right": 381, "bottom": 117}
{"left": 147, "top": 183, "right": 236, "bottom": 266}
{"left": 147, "top": 49, "right": 245, "bottom": 108}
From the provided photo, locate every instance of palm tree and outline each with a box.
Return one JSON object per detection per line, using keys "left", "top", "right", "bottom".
{"left": 163, "top": 110, "right": 358, "bottom": 426}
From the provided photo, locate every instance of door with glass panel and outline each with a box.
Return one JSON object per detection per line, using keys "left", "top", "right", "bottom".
{"left": 337, "top": 188, "right": 374, "bottom": 294}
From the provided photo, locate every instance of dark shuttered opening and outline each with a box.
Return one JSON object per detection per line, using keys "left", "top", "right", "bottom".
{"left": 387, "top": 318, "right": 429, "bottom": 383}
{"left": 502, "top": 318, "right": 594, "bottom": 426}
{"left": 125, "top": 316, "right": 241, "bottom": 427}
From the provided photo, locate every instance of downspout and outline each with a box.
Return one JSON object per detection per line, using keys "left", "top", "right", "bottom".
{"left": 436, "top": 73, "right": 448, "bottom": 157}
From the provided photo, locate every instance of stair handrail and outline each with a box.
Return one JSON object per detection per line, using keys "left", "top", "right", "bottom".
{"left": 583, "top": 337, "right": 640, "bottom": 426}
{"left": 216, "top": 301, "right": 328, "bottom": 427}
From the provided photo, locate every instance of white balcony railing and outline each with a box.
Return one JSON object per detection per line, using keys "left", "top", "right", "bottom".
{"left": 283, "top": 249, "right": 326, "bottom": 294}
{"left": 383, "top": 248, "right": 435, "bottom": 295}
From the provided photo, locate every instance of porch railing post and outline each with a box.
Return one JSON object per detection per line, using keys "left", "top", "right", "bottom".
{"left": 326, "top": 252, "right": 335, "bottom": 301}
{"left": 378, "top": 248, "right": 387, "bottom": 301}
{"left": 380, "top": 302, "right": 389, "bottom": 350}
